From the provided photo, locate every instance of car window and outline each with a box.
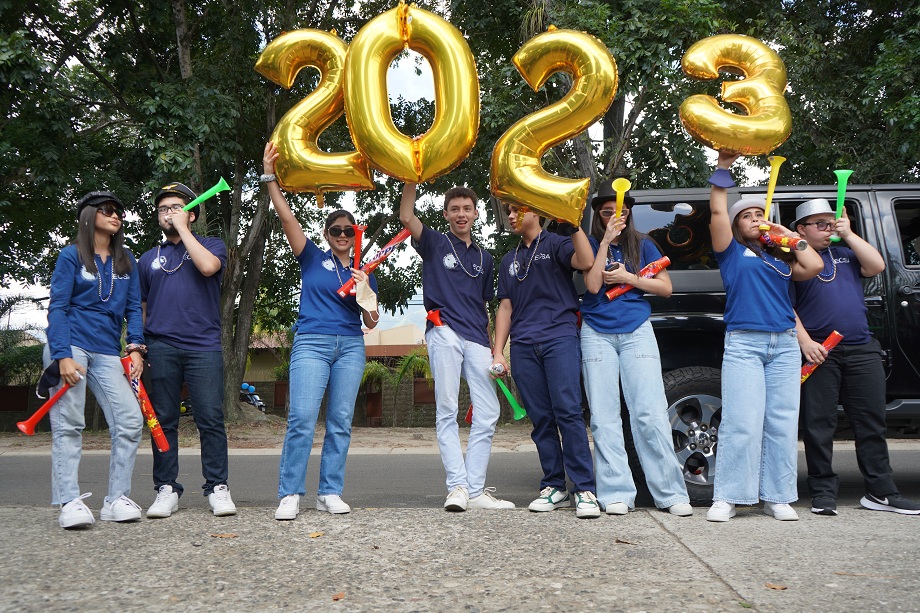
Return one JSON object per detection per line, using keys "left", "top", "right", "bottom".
{"left": 631, "top": 201, "right": 717, "bottom": 270}
{"left": 893, "top": 199, "right": 920, "bottom": 268}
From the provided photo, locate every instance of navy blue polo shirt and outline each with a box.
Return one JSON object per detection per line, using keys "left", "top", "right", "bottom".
{"left": 139, "top": 233, "right": 227, "bottom": 352}
{"left": 715, "top": 240, "right": 795, "bottom": 332}
{"left": 47, "top": 245, "right": 144, "bottom": 359}
{"left": 792, "top": 246, "right": 871, "bottom": 345}
{"left": 413, "top": 225, "right": 494, "bottom": 347}
{"left": 293, "top": 240, "right": 378, "bottom": 336}
{"left": 497, "top": 230, "right": 579, "bottom": 345}
{"left": 581, "top": 237, "right": 661, "bottom": 334}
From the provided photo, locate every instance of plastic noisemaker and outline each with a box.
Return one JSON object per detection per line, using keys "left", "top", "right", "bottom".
{"left": 496, "top": 378, "right": 527, "bottom": 420}
{"left": 612, "top": 178, "right": 632, "bottom": 219}
{"left": 605, "top": 256, "right": 671, "bottom": 301}
{"left": 800, "top": 331, "right": 844, "bottom": 384}
{"left": 760, "top": 232, "right": 808, "bottom": 251}
{"left": 121, "top": 356, "right": 170, "bottom": 452}
{"left": 760, "top": 155, "right": 786, "bottom": 229}
{"left": 830, "top": 169, "right": 853, "bottom": 243}
{"left": 352, "top": 225, "right": 367, "bottom": 267}
{"left": 182, "top": 177, "right": 231, "bottom": 211}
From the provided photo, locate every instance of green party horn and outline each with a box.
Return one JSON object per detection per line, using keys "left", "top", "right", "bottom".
{"left": 496, "top": 378, "right": 527, "bottom": 420}
{"left": 183, "top": 177, "right": 231, "bottom": 211}
{"left": 830, "top": 169, "right": 853, "bottom": 243}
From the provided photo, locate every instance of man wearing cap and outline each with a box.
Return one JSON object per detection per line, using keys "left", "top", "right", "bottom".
{"left": 792, "top": 198, "right": 920, "bottom": 515}
{"left": 138, "top": 182, "right": 236, "bottom": 518}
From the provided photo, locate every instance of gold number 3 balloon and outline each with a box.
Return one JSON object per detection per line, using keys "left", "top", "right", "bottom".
{"left": 490, "top": 27, "right": 617, "bottom": 226}
{"left": 255, "top": 29, "right": 374, "bottom": 204}
{"left": 679, "top": 34, "right": 792, "bottom": 155}
{"left": 344, "top": 3, "right": 479, "bottom": 183}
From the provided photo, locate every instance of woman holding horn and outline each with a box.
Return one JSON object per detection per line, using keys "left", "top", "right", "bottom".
{"left": 706, "top": 152, "right": 822, "bottom": 522}
{"left": 580, "top": 177, "right": 692, "bottom": 517}
{"left": 262, "top": 142, "right": 380, "bottom": 520}
{"left": 45, "top": 191, "right": 146, "bottom": 529}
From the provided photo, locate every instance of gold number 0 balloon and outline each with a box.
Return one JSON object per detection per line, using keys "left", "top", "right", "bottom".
{"left": 679, "top": 34, "right": 792, "bottom": 155}
{"left": 491, "top": 28, "right": 617, "bottom": 226}
{"left": 255, "top": 29, "right": 373, "bottom": 203}
{"left": 344, "top": 3, "right": 479, "bottom": 183}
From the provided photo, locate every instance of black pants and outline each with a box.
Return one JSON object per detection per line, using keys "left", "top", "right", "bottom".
{"left": 801, "top": 338, "right": 897, "bottom": 501}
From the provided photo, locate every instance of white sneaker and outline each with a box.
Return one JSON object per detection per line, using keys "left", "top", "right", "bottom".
{"left": 316, "top": 494, "right": 351, "bottom": 514}
{"left": 100, "top": 495, "right": 142, "bottom": 522}
{"left": 764, "top": 502, "right": 799, "bottom": 521}
{"left": 668, "top": 503, "right": 694, "bottom": 517}
{"left": 444, "top": 486, "right": 469, "bottom": 512}
{"left": 605, "top": 502, "right": 629, "bottom": 515}
{"left": 59, "top": 493, "right": 95, "bottom": 529}
{"left": 467, "top": 487, "right": 515, "bottom": 510}
{"left": 528, "top": 487, "right": 571, "bottom": 512}
{"left": 575, "top": 491, "right": 601, "bottom": 519}
{"left": 208, "top": 484, "right": 237, "bottom": 517}
{"left": 147, "top": 485, "right": 179, "bottom": 519}
{"left": 275, "top": 494, "right": 300, "bottom": 520}
{"left": 706, "top": 501, "right": 736, "bottom": 522}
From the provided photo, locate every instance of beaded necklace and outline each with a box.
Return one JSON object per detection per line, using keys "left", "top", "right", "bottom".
{"left": 513, "top": 232, "right": 543, "bottom": 281}
{"left": 445, "top": 232, "right": 483, "bottom": 278}
{"left": 816, "top": 248, "right": 838, "bottom": 283}
{"left": 156, "top": 242, "right": 188, "bottom": 275}
{"left": 329, "top": 252, "right": 349, "bottom": 286}
{"left": 759, "top": 253, "right": 792, "bottom": 279}
{"left": 96, "top": 255, "right": 115, "bottom": 303}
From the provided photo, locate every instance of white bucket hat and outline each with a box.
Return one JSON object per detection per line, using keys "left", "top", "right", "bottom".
{"left": 793, "top": 198, "right": 834, "bottom": 229}
{"left": 727, "top": 197, "right": 766, "bottom": 225}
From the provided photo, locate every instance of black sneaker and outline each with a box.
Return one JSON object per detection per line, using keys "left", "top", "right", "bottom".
{"left": 811, "top": 498, "right": 838, "bottom": 516}
{"left": 860, "top": 493, "right": 920, "bottom": 515}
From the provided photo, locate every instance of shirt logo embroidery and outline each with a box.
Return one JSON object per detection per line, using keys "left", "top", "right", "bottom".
{"left": 322, "top": 259, "right": 336, "bottom": 271}
{"left": 743, "top": 248, "right": 758, "bottom": 257}
{"left": 508, "top": 260, "right": 520, "bottom": 275}
{"left": 442, "top": 253, "right": 458, "bottom": 270}
{"left": 80, "top": 266, "right": 95, "bottom": 281}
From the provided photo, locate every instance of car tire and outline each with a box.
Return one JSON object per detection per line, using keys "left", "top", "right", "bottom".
{"left": 623, "top": 366, "right": 722, "bottom": 506}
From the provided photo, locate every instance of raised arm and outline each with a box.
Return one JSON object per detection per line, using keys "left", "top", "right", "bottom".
{"left": 569, "top": 226, "right": 595, "bottom": 271}
{"left": 585, "top": 216, "right": 623, "bottom": 294}
{"left": 263, "top": 142, "right": 307, "bottom": 257}
{"left": 709, "top": 151, "right": 741, "bottom": 253}
{"left": 836, "top": 208, "right": 885, "bottom": 277}
{"left": 399, "top": 182, "right": 424, "bottom": 242}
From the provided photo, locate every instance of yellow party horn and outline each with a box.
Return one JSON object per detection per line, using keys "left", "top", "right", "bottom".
{"left": 830, "top": 169, "right": 853, "bottom": 243}
{"left": 183, "top": 177, "right": 231, "bottom": 211}
{"left": 612, "top": 178, "right": 631, "bottom": 219}
{"left": 760, "top": 155, "right": 786, "bottom": 230}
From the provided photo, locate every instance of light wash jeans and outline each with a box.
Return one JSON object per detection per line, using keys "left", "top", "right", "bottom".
{"left": 713, "top": 329, "right": 800, "bottom": 505}
{"left": 426, "top": 325, "right": 500, "bottom": 498}
{"left": 278, "top": 333, "right": 364, "bottom": 498}
{"left": 581, "top": 322, "right": 689, "bottom": 509}
{"left": 44, "top": 345, "right": 143, "bottom": 506}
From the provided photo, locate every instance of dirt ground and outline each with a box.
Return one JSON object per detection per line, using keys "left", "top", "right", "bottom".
{"left": 1, "top": 404, "right": 539, "bottom": 452}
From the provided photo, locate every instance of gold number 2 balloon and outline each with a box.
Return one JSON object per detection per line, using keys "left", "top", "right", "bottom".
{"left": 679, "top": 34, "right": 792, "bottom": 155}
{"left": 255, "top": 29, "right": 374, "bottom": 204}
{"left": 491, "top": 27, "right": 617, "bottom": 226}
{"left": 344, "top": 2, "right": 480, "bottom": 183}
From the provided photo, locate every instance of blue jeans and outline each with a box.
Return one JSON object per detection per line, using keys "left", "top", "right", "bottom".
{"left": 278, "top": 333, "right": 365, "bottom": 498}
{"left": 426, "top": 326, "right": 500, "bottom": 498}
{"left": 146, "top": 337, "right": 228, "bottom": 497}
{"left": 510, "top": 336, "right": 595, "bottom": 494}
{"left": 714, "top": 329, "right": 800, "bottom": 505}
{"left": 43, "top": 345, "right": 143, "bottom": 506}
{"left": 581, "top": 322, "right": 689, "bottom": 509}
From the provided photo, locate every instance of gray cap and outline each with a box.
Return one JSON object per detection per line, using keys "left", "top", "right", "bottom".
{"left": 727, "top": 197, "right": 766, "bottom": 225}
{"left": 793, "top": 198, "right": 834, "bottom": 229}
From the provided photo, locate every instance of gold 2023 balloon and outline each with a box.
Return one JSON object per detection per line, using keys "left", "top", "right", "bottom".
{"left": 679, "top": 34, "right": 792, "bottom": 155}
{"left": 255, "top": 29, "right": 373, "bottom": 201}
{"left": 491, "top": 28, "right": 617, "bottom": 226}
{"left": 344, "top": 3, "right": 479, "bottom": 183}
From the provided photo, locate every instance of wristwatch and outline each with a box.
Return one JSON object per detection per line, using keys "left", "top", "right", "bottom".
{"left": 259, "top": 173, "right": 277, "bottom": 183}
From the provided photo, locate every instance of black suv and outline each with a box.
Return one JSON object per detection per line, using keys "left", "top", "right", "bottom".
{"left": 497, "top": 184, "right": 920, "bottom": 503}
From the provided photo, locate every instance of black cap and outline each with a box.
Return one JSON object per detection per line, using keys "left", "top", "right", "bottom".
{"left": 36, "top": 360, "right": 62, "bottom": 399}
{"left": 76, "top": 191, "right": 125, "bottom": 219}
{"left": 154, "top": 182, "right": 196, "bottom": 205}
{"left": 591, "top": 177, "right": 635, "bottom": 210}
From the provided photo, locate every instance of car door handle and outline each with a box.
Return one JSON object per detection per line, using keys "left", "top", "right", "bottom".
{"left": 897, "top": 285, "right": 916, "bottom": 296}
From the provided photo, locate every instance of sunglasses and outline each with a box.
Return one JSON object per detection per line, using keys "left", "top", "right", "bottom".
{"left": 598, "top": 210, "right": 625, "bottom": 218}
{"left": 96, "top": 204, "right": 124, "bottom": 219}
{"left": 327, "top": 226, "right": 356, "bottom": 237}
{"left": 801, "top": 220, "right": 834, "bottom": 231}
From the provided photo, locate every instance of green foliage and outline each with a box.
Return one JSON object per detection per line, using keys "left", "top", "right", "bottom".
{"left": 0, "top": 296, "right": 44, "bottom": 386}
{"left": 393, "top": 346, "right": 432, "bottom": 389}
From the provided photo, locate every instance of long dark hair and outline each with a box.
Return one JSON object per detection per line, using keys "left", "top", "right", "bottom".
{"left": 731, "top": 219, "right": 795, "bottom": 265}
{"left": 323, "top": 209, "right": 356, "bottom": 232}
{"left": 75, "top": 204, "right": 133, "bottom": 275}
{"left": 590, "top": 206, "right": 646, "bottom": 272}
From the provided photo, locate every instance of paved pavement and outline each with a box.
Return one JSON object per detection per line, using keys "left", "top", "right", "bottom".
{"left": 1, "top": 436, "right": 919, "bottom": 612}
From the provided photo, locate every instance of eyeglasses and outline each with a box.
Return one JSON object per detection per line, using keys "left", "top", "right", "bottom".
{"left": 801, "top": 220, "right": 834, "bottom": 231}
{"left": 327, "top": 226, "right": 355, "bottom": 237}
{"left": 157, "top": 205, "right": 184, "bottom": 215}
{"left": 598, "top": 210, "right": 616, "bottom": 218}
{"left": 96, "top": 204, "right": 124, "bottom": 219}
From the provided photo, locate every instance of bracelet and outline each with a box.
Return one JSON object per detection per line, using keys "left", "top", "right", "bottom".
{"left": 259, "top": 173, "right": 277, "bottom": 184}
{"left": 125, "top": 343, "right": 147, "bottom": 357}
{"left": 708, "top": 168, "right": 736, "bottom": 189}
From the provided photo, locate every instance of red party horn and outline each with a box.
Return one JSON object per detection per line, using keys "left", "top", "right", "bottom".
{"left": 121, "top": 357, "right": 169, "bottom": 452}
{"left": 801, "top": 331, "right": 844, "bottom": 384}
{"left": 605, "top": 256, "right": 671, "bottom": 301}
{"left": 337, "top": 228, "right": 412, "bottom": 298}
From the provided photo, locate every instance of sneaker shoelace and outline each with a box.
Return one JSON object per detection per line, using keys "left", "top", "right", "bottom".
{"left": 212, "top": 486, "right": 230, "bottom": 501}
{"left": 577, "top": 492, "right": 598, "bottom": 506}
{"left": 154, "top": 487, "right": 173, "bottom": 505}
{"left": 538, "top": 486, "right": 557, "bottom": 500}
{"left": 480, "top": 487, "right": 500, "bottom": 502}
{"left": 115, "top": 496, "right": 141, "bottom": 510}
